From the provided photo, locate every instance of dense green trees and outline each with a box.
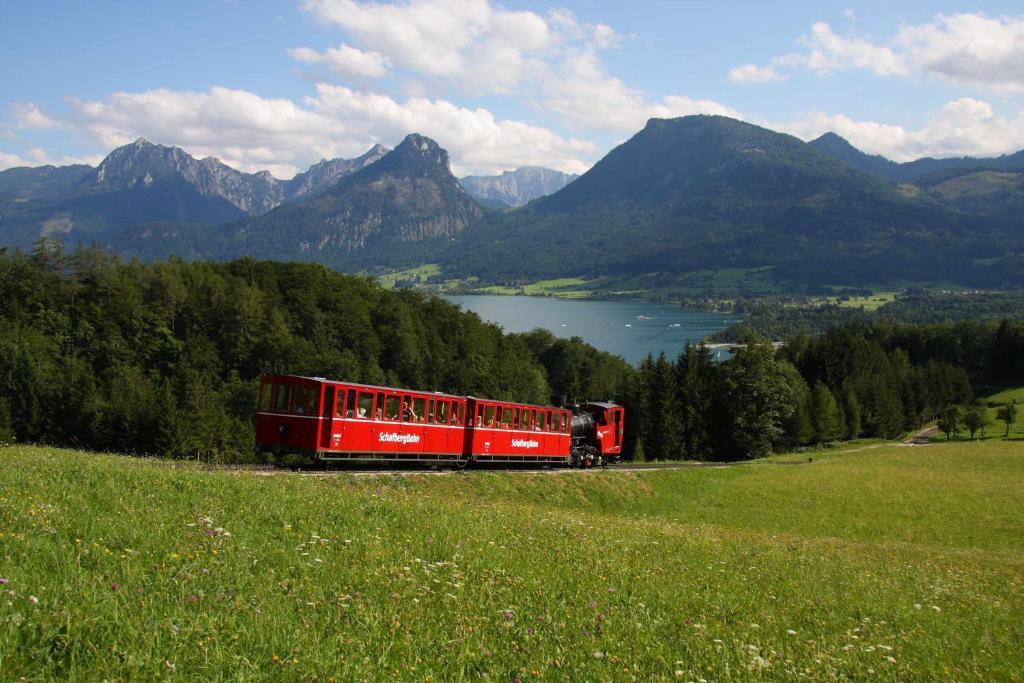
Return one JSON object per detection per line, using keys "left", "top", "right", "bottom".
{"left": 1, "top": 243, "right": 1020, "bottom": 462}
{"left": 0, "top": 243, "right": 631, "bottom": 462}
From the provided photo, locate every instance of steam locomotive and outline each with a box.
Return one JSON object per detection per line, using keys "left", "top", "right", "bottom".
{"left": 255, "top": 375, "right": 625, "bottom": 467}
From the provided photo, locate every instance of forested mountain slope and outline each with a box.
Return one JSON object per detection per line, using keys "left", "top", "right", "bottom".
{"left": 445, "top": 116, "right": 1022, "bottom": 287}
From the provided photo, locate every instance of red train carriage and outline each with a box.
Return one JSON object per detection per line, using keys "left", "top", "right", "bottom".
{"left": 466, "top": 397, "right": 573, "bottom": 465}
{"left": 255, "top": 374, "right": 625, "bottom": 467}
{"left": 256, "top": 375, "right": 467, "bottom": 463}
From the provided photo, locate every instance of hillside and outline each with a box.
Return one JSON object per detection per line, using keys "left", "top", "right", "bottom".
{"left": 446, "top": 116, "right": 1021, "bottom": 287}
{"left": 2, "top": 442, "right": 1021, "bottom": 679}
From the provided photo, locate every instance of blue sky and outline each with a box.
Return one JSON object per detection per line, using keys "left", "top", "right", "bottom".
{"left": 2, "top": 0, "right": 1023, "bottom": 177}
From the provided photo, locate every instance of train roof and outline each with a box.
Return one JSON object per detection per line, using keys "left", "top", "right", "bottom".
{"left": 266, "top": 374, "right": 465, "bottom": 400}
{"left": 264, "top": 375, "right": 570, "bottom": 410}
{"left": 585, "top": 401, "right": 621, "bottom": 410}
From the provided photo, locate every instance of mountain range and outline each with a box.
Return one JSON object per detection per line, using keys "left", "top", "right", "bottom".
{"left": 459, "top": 167, "right": 578, "bottom": 208}
{"left": 1, "top": 116, "right": 1022, "bottom": 288}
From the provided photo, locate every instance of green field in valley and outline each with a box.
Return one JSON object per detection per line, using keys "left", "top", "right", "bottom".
{"left": 1, "top": 442, "right": 1022, "bottom": 680}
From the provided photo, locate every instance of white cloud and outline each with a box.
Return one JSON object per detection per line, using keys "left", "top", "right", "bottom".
{"left": 734, "top": 13, "right": 1024, "bottom": 91}
{"left": 728, "top": 63, "right": 786, "bottom": 84}
{"left": 543, "top": 52, "right": 741, "bottom": 133}
{"left": 897, "top": 13, "right": 1024, "bottom": 93}
{"left": 10, "top": 102, "right": 63, "bottom": 129}
{"left": 297, "top": 0, "right": 555, "bottom": 94}
{"left": 295, "top": 0, "right": 728, "bottom": 134}
{"left": 288, "top": 43, "right": 390, "bottom": 77}
{"left": 776, "top": 98, "right": 1024, "bottom": 161}
{"left": 18, "top": 85, "right": 595, "bottom": 177}
{"left": 773, "top": 22, "right": 908, "bottom": 76}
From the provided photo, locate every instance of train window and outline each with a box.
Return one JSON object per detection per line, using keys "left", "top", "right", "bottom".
{"left": 273, "top": 384, "right": 291, "bottom": 413}
{"left": 258, "top": 384, "right": 272, "bottom": 412}
{"left": 344, "top": 390, "right": 358, "bottom": 417}
{"left": 436, "top": 401, "right": 450, "bottom": 424}
{"left": 385, "top": 395, "right": 400, "bottom": 420}
{"left": 452, "top": 403, "right": 463, "bottom": 425}
{"left": 519, "top": 409, "right": 532, "bottom": 430}
{"left": 537, "top": 411, "right": 547, "bottom": 431}
{"left": 551, "top": 413, "right": 562, "bottom": 433}
{"left": 294, "top": 385, "right": 317, "bottom": 415}
{"left": 357, "top": 392, "right": 374, "bottom": 418}
{"left": 427, "top": 399, "right": 435, "bottom": 423}
{"left": 500, "top": 407, "right": 513, "bottom": 428}
{"left": 482, "top": 405, "right": 495, "bottom": 427}
{"left": 411, "top": 398, "right": 427, "bottom": 423}
{"left": 323, "top": 387, "right": 336, "bottom": 418}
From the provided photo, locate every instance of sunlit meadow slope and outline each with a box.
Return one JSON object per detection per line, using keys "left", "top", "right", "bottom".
{"left": 1, "top": 443, "right": 1022, "bottom": 680}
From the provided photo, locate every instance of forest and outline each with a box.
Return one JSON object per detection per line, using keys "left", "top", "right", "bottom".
{"left": 0, "top": 240, "right": 1020, "bottom": 462}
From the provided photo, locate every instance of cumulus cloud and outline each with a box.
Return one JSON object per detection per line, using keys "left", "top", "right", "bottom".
{"left": 776, "top": 98, "right": 1024, "bottom": 161}
{"left": 543, "top": 53, "right": 741, "bottom": 132}
{"left": 733, "top": 13, "right": 1024, "bottom": 91}
{"left": 728, "top": 63, "right": 786, "bottom": 84}
{"left": 897, "top": 13, "right": 1024, "bottom": 93}
{"left": 295, "top": 0, "right": 555, "bottom": 94}
{"left": 18, "top": 85, "right": 595, "bottom": 177}
{"left": 10, "top": 102, "right": 63, "bottom": 129}
{"left": 288, "top": 43, "right": 390, "bottom": 77}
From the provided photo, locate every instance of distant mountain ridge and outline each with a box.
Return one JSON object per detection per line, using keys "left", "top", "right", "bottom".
{"left": 0, "top": 139, "right": 396, "bottom": 249}
{"left": 113, "top": 133, "right": 485, "bottom": 265}
{"left": 459, "top": 167, "right": 578, "bottom": 207}
{"left": 810, "top": 132, "right": 1024, "bottom": 182}
{"left": 2, "top": 118, "right": 1023, "bottom": 288}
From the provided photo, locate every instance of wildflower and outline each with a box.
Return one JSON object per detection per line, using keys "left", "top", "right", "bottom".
{"left": 0, "top": 578, "right": 7, "bottom": 585}
{"left": 190, "top": 595, "right": 198, "bottom": 603}
{"left": 587, "top": 600, "right": 597, "bottom": 609}
{"left": 165, "top": 661, "right": 176, "bottom": 672}
{"left": 593, "top": 651, "right": 604, "bottom": 659}
{"left": 28, "top": 595, "right": 39, "bottom": 604}
{"left": 111, "top": 582, "right": 120, "bottom": 591}
{"left": 502, "top": 609, "right": 514, "bottom": 620}
{"left": 527, "top": 627, "right": 534, "bottom": 635}
{"left": 787, "top": 629, "right": 797, "bottom": 635}
{"left": 913, "top": 603, "right": 922, "bottom": 610}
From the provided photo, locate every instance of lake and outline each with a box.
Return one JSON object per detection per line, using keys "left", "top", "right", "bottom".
{"left": 444, "top": 295, "right": 738, "bottom": 365}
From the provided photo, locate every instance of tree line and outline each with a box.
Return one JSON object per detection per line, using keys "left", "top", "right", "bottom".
{"left": 1, "top": 241, "right": 1020, "bottom": 462}
{"left": 0, "top": 241, "right": 631, "bottom": 461}
{"left": 631, "top": 319, "right": 1023, "bottom": 460}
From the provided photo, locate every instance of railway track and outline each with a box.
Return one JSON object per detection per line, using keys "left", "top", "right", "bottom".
{"left": 205, "top": 458, "right": 801, "bottom": 477}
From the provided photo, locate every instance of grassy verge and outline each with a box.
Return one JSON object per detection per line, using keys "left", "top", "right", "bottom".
{"left": 1, "top": 443, "right": 1022, "bottom": 679}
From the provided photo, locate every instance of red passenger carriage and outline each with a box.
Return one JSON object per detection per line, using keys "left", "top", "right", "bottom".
{"left": 255, "top": 375, "right": 624, "bottom": 467}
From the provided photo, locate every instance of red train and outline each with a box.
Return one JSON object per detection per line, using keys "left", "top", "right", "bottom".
{"left": 255, "top": 374, "right": 625, "bottom": 467}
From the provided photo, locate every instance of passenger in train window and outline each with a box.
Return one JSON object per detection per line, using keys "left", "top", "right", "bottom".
{"left": 412, "top": 398, "right": 427, "bottom": 423}
{"left": 537, "top": 412, "right": 547, "bottom": 431}
{"left": 450, "top": 404, "right": 461, "bottom": 425}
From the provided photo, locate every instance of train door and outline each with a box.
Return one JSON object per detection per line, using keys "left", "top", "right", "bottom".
{"left": 319, "top": 385, "right": 337, "bottom": 450}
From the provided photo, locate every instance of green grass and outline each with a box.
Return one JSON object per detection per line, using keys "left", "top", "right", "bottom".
{"left": 376, "top": 264, "right": 442, "bottom": 289}
{"left": 2, "top": 443, "right": 1022, "bottom": 680}
{"left": 834, "top": 292, "right": 897, "bottom": 311}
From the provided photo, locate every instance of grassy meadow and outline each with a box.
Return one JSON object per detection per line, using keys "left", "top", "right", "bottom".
{"left": 1, "top": 442, "right": 1022, "bottom": 680}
